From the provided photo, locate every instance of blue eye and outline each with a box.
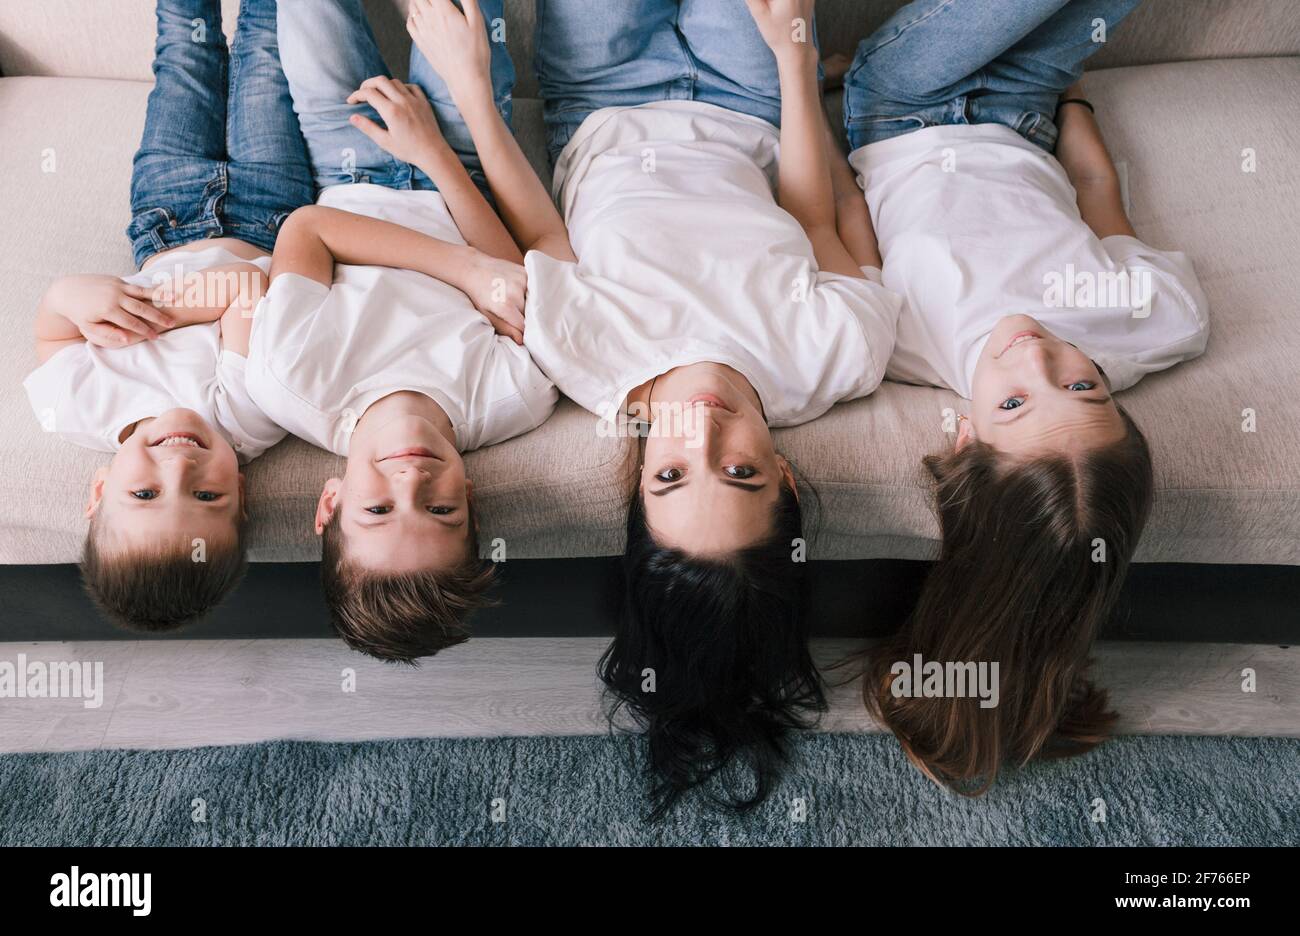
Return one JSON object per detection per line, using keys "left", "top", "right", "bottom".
{"left": 131, "top": 489, "right": 157, "bottom": 500}
{"left": 427, "top": 506, "right": 454, "bottom": 515}
{"left": 998, "top": 396, "right": 1026, "bottom": 411}
{"left": 1067, "top": 381, "right": 1096, "bottom": 392}
{"left": 193, "top": 491, "right": 219, "bottom": 502}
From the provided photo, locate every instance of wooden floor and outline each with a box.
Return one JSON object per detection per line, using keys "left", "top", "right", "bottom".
{"left": 0, "top": 639, "right": 1295, "bottom": 754}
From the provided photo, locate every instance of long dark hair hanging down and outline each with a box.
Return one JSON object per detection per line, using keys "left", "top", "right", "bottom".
{"left": 602, "top": 478, "right": 824, "bottom": 819}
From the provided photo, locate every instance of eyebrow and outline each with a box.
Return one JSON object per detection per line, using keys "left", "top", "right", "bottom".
{"left": 649, "top": 479, "right": 767, "bottom": 496}
{"left": 994, "top": 393, "right": 1113, "bottom": 424}
{"left": 354, "top": 513, "right": 467, "bottom": 529}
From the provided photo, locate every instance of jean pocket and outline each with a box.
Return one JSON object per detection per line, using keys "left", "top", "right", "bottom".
{"left": 268, "top": 210, "right": 294, "bottom": 234}
{"left": 847, "top": 114, "right": 929, "bottom": 134}
{"left": 126, "top": 206, "right": 177, "bottom": 252}
{"left": 1016, "top": 111, "right": 1058, "bottom": 151}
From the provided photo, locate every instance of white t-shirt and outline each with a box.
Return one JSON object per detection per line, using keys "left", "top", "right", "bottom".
{"left": 849, "top": 123, "right": 1209, "bottom": 399}
{"left": 24, "top": 246, "right": 284, "bottom": 462}
{"left": 523, "top": 100, "right": 902, "bottom": 427}
{"left": 246, "top": 184, "right": 557, "bottom": 456}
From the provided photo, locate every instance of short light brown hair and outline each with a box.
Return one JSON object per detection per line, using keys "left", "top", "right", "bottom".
{"left": 80, "top": 523, "right": 247, "bottom": 632}
{"left": 319, "top": 507, "right": 494, "bottom": 663}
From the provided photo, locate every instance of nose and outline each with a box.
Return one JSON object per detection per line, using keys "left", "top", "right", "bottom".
{"left": 683, "top": 405, "right": 727, "bottom": 456}
{"left": 391, "top": 465, "right": 431, "bottom": 483}
{"left": 1023, "top": 341, "right": 1056, "bottom": 380}
{"left": 157, "top": 449, "right": 200, "bottom": 475}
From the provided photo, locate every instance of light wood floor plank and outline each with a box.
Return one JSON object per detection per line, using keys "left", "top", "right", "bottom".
{"left": 0, "top": 639, "right": 1294, "bottom": 753}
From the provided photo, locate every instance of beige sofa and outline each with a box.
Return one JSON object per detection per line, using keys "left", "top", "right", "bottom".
{"left": 1, "top": 0, "right": 1298, "bottom": 574}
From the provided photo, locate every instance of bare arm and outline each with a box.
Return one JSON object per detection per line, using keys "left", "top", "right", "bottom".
{"left": 418, "top": 141, "right": 524, "bottom": 263}
{"left": 749, "top": 0, "right": 865, "bottom": 278}
{"left": 407, "top": 0, "right": 576, "bottom": 262}
{"left": 1054, "top": 84, "right": 1136, "bottom": 239}
{"left": 345, "top": 76, "right": 523, "bottom": 263}
{"left": 270, "top": 204, "right": 528, "bottom": 343}
{"left": 34, "top": 263, "right": 271, "bottom": 362}
{"left": 823, "top": 108, "right": 882, "bottom": 270}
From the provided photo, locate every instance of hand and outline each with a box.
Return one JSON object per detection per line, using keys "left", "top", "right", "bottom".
{"left": 406, "top": 0, "right": 495, "bottom": 109}
{"left": 347, "top": 76, "right": 449, "bottom": 167}
{"left": 56, "top": 274, "right": 173, "bottom": 347}
{"left": 460, "top": 250, "right": 526, "bottom": 345}
{"left": 745, "top": 0, "right": 819, "bottom": 66}
{"left": 821, "top": 52, "right": 851, "bottom": 91}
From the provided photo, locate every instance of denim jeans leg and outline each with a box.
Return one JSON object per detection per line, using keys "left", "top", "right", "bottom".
{"left": 679, "top": 0, "right": 820, "bottom": 129}
{"left": 973, "top": 0, "right": 1144, "bottom": 150}
{"left": 225, "top": 0, "right": 316, "bottom": 251}
{"left": 407, "top": 0, "right": 515, "bottom": 197}
{"left": 129, "top": 0, "right": 229, "bottom": 267}
{"left": 534, "top": 0, "right": 692, "bottom": 163}
{"left": 842, "top": 0, "right": 1070, "bottom": 149}
{"left": 277, "top": 0, "right": 410, "bottom": 190}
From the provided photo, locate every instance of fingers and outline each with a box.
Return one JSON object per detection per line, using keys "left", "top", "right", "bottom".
{"left": 101, "top": 307, "right": 157, "bottom": 338}
{"left": 485, "top": 311, "right": 523, "bottom": 346}
{"left": 426, "top": 0, "right": 461, "bottom": 21}
{"left": 348, "top": 112, "right": 392, "bottom": 149}
{"left": 354, "top": 75, "right": 406, "bottom": 103}
{"left": 122, "top": 282, "right": 159, "bottom": 303}
{"left": 120, "top": 296, "right": 173, "bottom": 330}
{"left": 460, "top": 0, "right": 484, "bottom": 27}
{"left": 348, "top": 87, "right": 396, "bottom": 122}
{"left": 127, "top": 280, "right": 176, "bottom": 308}
{"left": 86, "top": 323, "right": 144, "bottom": 347}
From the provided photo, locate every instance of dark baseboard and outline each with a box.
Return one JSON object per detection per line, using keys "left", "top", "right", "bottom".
{"left": 1, "top": 559, "right": 1297, "bottom": 644}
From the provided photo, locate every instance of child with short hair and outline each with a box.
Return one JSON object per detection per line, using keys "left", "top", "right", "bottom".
{"left": 249, "top": 0, "right": 557, "bottom": 662}
{"left": 24, "top": 0, "right": 314, "bottom": 631}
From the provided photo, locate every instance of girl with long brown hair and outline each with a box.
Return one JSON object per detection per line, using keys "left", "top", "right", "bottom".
{"left": 838, "top": 0, "right": 1210, "bottom": 790}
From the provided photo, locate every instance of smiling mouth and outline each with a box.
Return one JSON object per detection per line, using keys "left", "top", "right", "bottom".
{"left": 378, "top": 447, "right": 440, "bottom": 462}
{"left": 686, "top": 393, "right": 734, "bottom": 414}
{"left": 997, "top": 331, "right": 1043, "bottom": 357}
{"left": 150, "top": 432, "right": 207, "bottom": 450}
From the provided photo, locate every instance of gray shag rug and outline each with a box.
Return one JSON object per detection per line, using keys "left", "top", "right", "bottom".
{"left": 1, "top": 733, "right": 1295, "bottom": 845}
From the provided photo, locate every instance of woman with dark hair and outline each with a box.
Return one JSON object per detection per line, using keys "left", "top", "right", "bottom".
{"left": 403, "top": 0, "right": 900, "bottom": 815}
{"left": 837, "top": 0, "right": 1210, "bottom": 790}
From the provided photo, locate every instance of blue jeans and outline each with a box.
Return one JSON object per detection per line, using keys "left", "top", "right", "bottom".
{"left": 128, "top": 0, "right": 314, "bottom": 268}
{"left": 535, "top": 0, "right": 817, "bottom": 162}
{"left": 843, "top": 0, "right": 1142, "bottom": 153}
{"left": 276, "top": 0, "right": 514, "bottom": 197}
